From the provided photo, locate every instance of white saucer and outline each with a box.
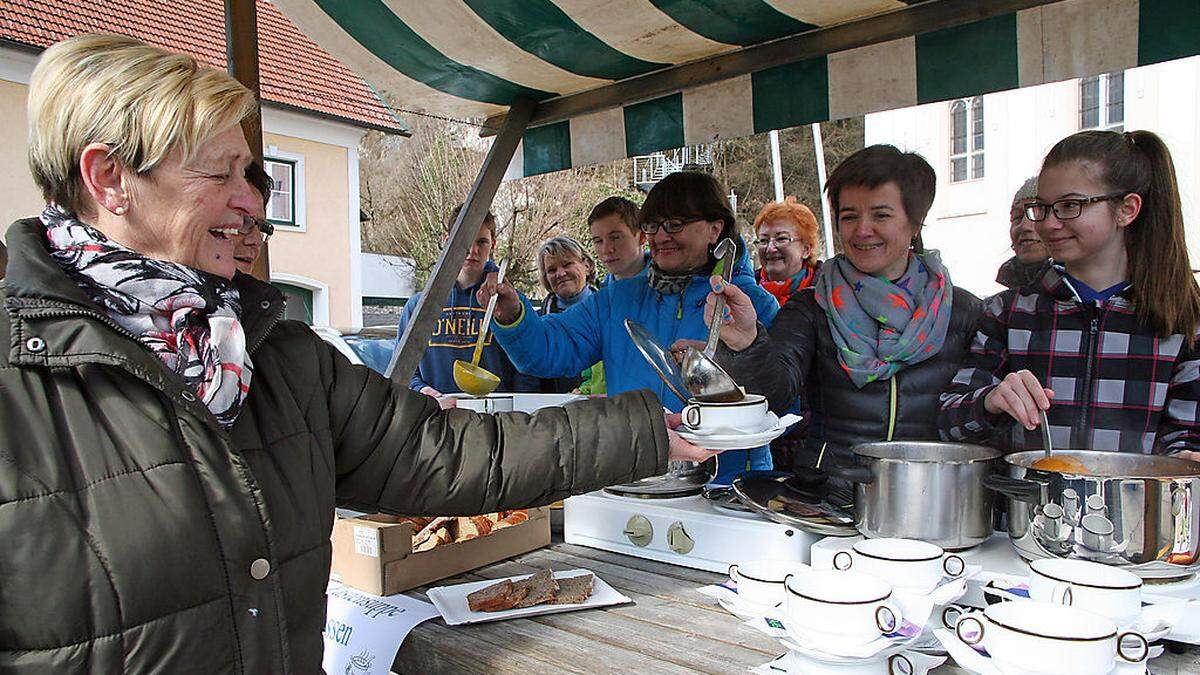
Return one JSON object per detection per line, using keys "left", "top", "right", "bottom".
{"left": 755, "top": 649, "right": 946, "bottom": 675}
{"left": 676, "top": 413, "right": 801, "bottom": 450}
{"left": 744, "top": 610, "right": 925, "bottom": 660}
{"left": 716, "top": 594, "right": 780, "bottom": 621}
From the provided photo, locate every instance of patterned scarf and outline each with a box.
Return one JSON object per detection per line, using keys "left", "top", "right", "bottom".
{"left": 41, "top": 205, "right": 253, "bottom": 427}
{"left": 646, "top": 262, "right": 696, "bottom": 297}
{"left": 814, "top": 250, "right": 954, "bottom": 389}
{"left": 758, "top": 264, "right": 816, "bottom": 306}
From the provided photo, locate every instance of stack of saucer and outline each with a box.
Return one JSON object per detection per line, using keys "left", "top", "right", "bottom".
{"left": 752, "top": 641, "right": 946, "bottom": 674}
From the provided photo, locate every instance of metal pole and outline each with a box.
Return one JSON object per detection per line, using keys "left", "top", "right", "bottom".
{"left": 811, "top": 122, "right": 835, "bottom": 259}
{"left": 385, "top": 97, "right": 537, "bottom": 384}
{"left": 769, "top": 129, "right": 784, "bottom": 202}
{"left": 224, "top": 0, "right": 269, "bottom": 281}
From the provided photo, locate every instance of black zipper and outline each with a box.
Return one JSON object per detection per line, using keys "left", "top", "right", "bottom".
{"left": 1076, "top": 306, "right": 1101, "bottom": 445}
{"left": 20, "top": 305, "right": 142, "bottom": 344}
{"left": 18, "top": 301, "right": 281, "bottom": 436}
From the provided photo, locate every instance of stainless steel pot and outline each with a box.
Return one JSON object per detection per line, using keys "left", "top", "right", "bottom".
{"left": 833, "top": 441, "right": 1002, "bottom": 550}
{"left": 985, "top": 451, "right": 1200, "bottom": 578}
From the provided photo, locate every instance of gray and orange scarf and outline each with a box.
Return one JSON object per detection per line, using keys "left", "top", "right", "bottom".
{"left": 814, "top": 251, "right": 953, "bottom": 389}
{"left": 42, "top": 205, "right": 252, "bottom": 427}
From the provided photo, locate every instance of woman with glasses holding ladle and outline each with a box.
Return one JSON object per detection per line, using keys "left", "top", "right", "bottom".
{"left": 481, "top": 171, "right": 781, "bottom": 483}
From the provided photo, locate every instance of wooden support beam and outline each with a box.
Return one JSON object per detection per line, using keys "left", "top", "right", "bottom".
{"left": 225, "top": 0, "right": 270, "bottom": 281}
{"left": 480, "top": 0, "right": 1061, "bottom": 136}
{"left": 385, "top": 97, "right": 536, "bottom": 384}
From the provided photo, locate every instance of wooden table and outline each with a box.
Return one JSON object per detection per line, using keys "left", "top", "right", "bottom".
{"left": 393, "top": 530, "right": 1200, "bottom": 674}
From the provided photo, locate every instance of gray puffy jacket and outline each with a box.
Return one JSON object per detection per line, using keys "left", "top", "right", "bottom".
{"left": 0, "top": 218, "right": 668, "bottom": 673}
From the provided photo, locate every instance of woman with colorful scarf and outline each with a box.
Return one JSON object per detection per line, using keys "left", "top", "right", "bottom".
{"left": 0, "top": 34, "right": 715, "bottom": 672}
{"left": 708, "top": 145, "right": 983, "bottom": 491}
{"left": 485, "top": 171, "right": 781, "bottom": 483}
{"left": 752, "top": 196, "right": 821, "bottom": 306}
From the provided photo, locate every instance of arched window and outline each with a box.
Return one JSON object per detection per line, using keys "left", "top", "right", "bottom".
{"left": 950, "top": 97, "right": 984, "bottom": 182}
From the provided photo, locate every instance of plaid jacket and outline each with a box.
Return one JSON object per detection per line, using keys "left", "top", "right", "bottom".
{"left": 939, "top": 266, "right": 1200, "bottom": 454}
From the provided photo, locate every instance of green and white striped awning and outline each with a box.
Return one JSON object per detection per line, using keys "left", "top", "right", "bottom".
{"left": 276, "top": 0, "right": 1200, "bottom": 177}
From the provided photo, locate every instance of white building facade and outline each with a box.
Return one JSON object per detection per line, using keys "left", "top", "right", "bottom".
{"left": 865, "top": 55, "right": 1200, "bottom": 298}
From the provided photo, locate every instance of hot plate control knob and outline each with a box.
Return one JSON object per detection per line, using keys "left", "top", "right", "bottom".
{"left": 667, "top": 522, "right": 694, "bottom": 554}
{"left": 624, "top": 515, "right": 653, "bottom": 547}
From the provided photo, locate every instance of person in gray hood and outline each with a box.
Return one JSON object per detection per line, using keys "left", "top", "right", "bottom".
{"left": 996, "top": 175, "right": 1051, "bottom": 289}
{"left": 0, "top": 33, "right": 715, "bottom": 673}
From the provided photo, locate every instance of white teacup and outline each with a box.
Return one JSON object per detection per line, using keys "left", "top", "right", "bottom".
{"left": 832, "top": 538, "right": 965, "bottom": 594}
{"left": 681, "top": 394, "right": 769, "bottom": 434}
{"left": 955, "top": 602, "right": 1149, "bottom": 675}
{"left": 728, "top": 560, "right": 811, "bottom": 608}
{"left": 1029, "top": 558, "right": 1143, "bottom": 626}
{"left": 783, "top": 570, "right": 904, "bottom": 648}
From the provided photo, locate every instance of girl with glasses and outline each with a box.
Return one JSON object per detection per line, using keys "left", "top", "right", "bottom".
{"left": 941, "top": 130, "right": 1200, "bottom": 458}
{"left": 482, "top": 171, "right": 781, "bottom": 483}
{"left": 752, "top": 196, "right": 822, "bottom": 306}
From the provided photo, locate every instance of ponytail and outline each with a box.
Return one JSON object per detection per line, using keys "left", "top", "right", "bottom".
{"left": 1043, "top": 130, "right": 1200, "bottom": 337}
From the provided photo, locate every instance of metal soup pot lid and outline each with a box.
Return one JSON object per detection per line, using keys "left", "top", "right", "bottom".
{"left": 1004, "top": 450, "right": 1200, "bottom": 478}
{"left": 850, "top": 441, "right": 1003, "bottom": 463}
{"left": 731, "top": 472, "right": 859, "bottom": 537}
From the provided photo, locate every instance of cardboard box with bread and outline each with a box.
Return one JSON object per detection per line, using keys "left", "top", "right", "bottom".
{"left": 330, "top": 508, "right": 549, "bottom": 596}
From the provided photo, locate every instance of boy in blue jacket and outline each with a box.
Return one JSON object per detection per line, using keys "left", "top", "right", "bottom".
{"left": 396, "top": 207, "right": 539, "bottom": 400}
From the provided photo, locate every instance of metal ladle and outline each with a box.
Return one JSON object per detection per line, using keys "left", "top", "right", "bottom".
{"left": 1040, "top": 409, "right": 1053, "bottom": 460}
{"left": 680, "top": 238, "right": 744, "bottom": 403}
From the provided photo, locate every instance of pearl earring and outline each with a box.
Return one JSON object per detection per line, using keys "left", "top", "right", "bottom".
{"left": 114, "top": 205, "right": 127, "bottom": 215}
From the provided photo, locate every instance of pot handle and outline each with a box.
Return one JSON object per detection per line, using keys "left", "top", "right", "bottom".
{"left": 983, "top": 474, "right": 1044, "bottom": 503}
{"left": 830, "top": 465, "right": 873, "bottom": 484}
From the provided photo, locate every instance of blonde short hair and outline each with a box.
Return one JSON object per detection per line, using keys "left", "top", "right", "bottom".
{"left": 537, "top": 236, "right": 595, "bottom": 293}
{"left": 27, "top": 33, "right": 257, "bottom": 215}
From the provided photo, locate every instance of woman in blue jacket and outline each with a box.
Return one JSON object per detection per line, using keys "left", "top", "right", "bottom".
{"left": 482, "top": 171, "right": 780, "bottom": 483}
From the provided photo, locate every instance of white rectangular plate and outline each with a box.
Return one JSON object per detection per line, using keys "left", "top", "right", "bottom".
{"left": 427, "top": 569, "right": 631, "bottom": 625}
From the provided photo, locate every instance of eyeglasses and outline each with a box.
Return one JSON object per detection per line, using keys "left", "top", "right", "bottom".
{"left": 639, "top": 217, "right": 706, "bottom": 235}
{"left": 754, "top": 235, "right": 799, "bottom": 249}
{"left": 241, "top": 214, "right": 274, "bottom": 241}
{"left": 1023, "top": 193, "right": 1127, "bottom": 222}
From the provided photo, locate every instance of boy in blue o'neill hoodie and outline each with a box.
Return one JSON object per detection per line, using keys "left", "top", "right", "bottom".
{"left": 482, "top": 172, "right": 780, "bottom": 484}
{"left": 396, "top": 206, "right": 539, "bottom": 401}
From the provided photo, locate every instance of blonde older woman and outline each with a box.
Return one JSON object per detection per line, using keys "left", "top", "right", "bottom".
{"left": 535, "top": 235, "right": 600, "bottom": 393}
{"left": 0, "top": 34, "right": 712, "bottom": 672}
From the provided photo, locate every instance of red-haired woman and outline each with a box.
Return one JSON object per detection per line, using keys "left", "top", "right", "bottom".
{"left": 752, "top": 196, "right": 821, "bottom": 306}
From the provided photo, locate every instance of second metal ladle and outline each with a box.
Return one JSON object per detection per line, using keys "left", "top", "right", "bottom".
{"left": 680, "top": 238, "right": 744, "bottom": 402}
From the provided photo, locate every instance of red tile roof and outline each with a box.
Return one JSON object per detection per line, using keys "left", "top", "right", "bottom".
{"left": 0, "top": 0, "right": 407, "bottom": 134}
